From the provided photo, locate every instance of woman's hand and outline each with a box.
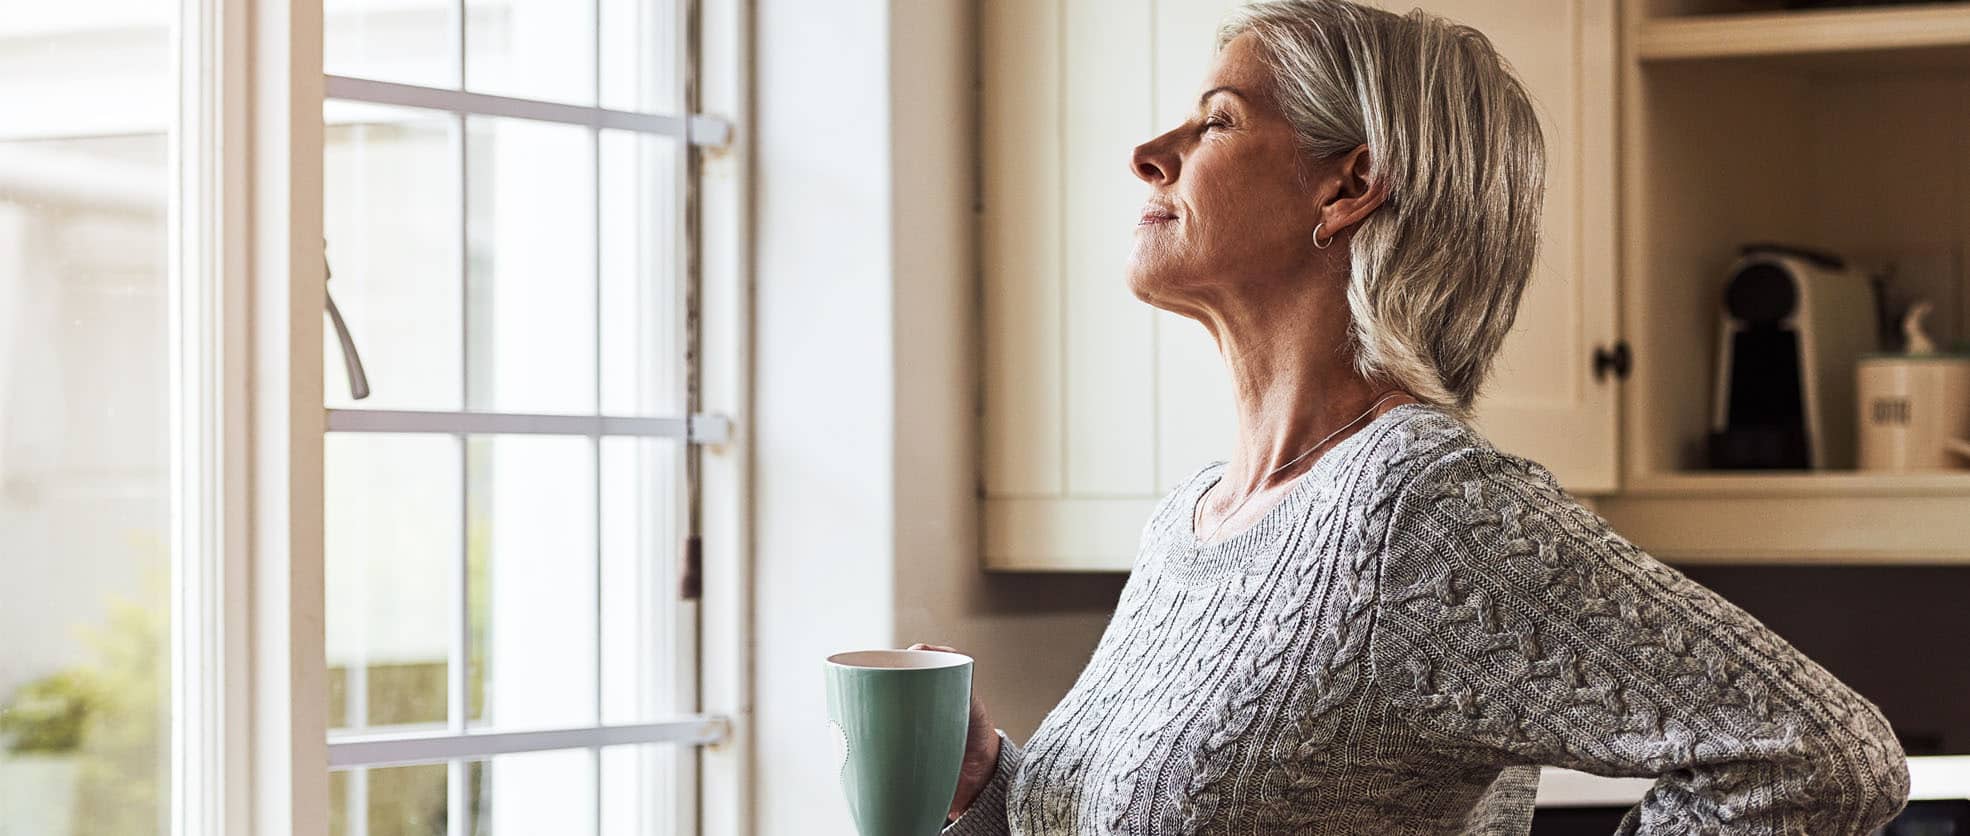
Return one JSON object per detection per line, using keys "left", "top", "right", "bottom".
{"left": 908, "top": 642, "right": 1002, "bottom": 824}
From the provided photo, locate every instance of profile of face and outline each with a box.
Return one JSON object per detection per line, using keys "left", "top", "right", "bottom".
{"left": 1127, "top": 31, "right": 1377, "bottom": 318}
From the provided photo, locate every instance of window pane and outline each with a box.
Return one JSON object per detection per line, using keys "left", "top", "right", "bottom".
{"left": 326, "top": 434, "right": 461, "bottom": 733}
{"left": 598, "top": 131, "right": 683, "bottom": 417}
{"left": 598, "top": 0, "right": 682, "bottom": 115}
{"left": 468, "top": 436, "right": 597, "bottom": 729}
{"left": 473, "top": 750, "right": 597, "bottom": 835}
{"left": 600, "top": 745, "right": 682, "bottom": 836}
{"left": 466, "top": 118, "right": 598, "bottom": 416}
{"left": 0, "top": 8, "right": 172, "bottom": 836}
{"left": 600, "top": 438, "right": 684, "bottom": 725}
{"left": 332, "top": 764, "right": 453, "bottom": 836}
{"left": 466, "top": 0, "right": 597, "bottom": 105}
{"left": 325, "top": 104, "right": 463, "bottom": 412}
{"left": 326, "top": 0, "right": 457, "bottom": 89}
{"left": 333, "top": 749, "right": 663, "bottom": 836}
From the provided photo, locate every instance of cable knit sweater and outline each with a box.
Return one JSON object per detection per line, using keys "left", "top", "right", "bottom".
{"left": 946, "top": 403, "right": 1909, "bottom": 835}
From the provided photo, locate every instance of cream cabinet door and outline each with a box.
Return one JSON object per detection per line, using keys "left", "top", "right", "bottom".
{"left": 982, "top": 0, "right": 1165, "bottom": 571}
{"left": 981, "top": 0, "right": 1619, "bottom": 570}
{"left": 981, "top": 0, "right": 1219, "bottom": 570}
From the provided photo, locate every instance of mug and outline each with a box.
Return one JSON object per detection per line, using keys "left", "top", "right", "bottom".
{"left": 1857, "top": 354, "right": 1970, "bottom": 471}
{"left": 824, "top": 649, "right": 973, "bottom": 836}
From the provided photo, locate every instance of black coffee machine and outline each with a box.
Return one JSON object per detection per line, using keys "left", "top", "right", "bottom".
{"left": 1708, "top": 243, "right": 1877, "bottom": 470}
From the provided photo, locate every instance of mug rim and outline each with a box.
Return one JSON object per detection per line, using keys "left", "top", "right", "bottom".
{"left": 826, "top": 648, "right": 973, "bottom": 670}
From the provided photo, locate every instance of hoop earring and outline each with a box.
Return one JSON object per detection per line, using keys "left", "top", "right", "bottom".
{"left": 1313, "top": 222, "right": 1333, "bottom": 249}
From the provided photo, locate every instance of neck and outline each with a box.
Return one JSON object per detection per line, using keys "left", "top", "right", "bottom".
{"left": 1196, "top": 284, "right": 1414, "bottom": 502}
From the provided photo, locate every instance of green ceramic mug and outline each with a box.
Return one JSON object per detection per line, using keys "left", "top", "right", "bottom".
{"left": 824, "top": 649, "right": 973, "bottom": 836}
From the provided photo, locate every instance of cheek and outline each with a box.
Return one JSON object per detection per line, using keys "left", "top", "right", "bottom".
{"left": 1127, "top": 146, "right": 1312, "bottom": 292}
{"left": 1187, "top": 160, "right": 1307, "bottom": 258}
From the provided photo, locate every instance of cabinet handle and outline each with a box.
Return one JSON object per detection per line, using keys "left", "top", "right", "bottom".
{"left": 1592, "top": 341, "right": 1631, "bottom": 382}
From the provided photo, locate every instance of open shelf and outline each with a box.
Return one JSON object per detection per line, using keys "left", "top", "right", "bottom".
{"left": 1622, "top": 57, "right": 1970, "bottom": 478}
{"left": 1614, "top": 5, "right": 1970, "bottom": 563}
{"left": 1638, "top": 2, "right": 1970, "bottom": 63}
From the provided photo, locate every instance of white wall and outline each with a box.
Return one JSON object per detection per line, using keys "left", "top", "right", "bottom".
{"left": 751, "top": 0, "right": 1125, "bottom": 831}
{"left": 752, "top": 0, "right": 902, "bottom": 828}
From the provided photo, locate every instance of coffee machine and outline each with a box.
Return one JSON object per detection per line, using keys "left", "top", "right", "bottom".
{"left": 1708, "top": 243, "right": 1877, "bottom": 470}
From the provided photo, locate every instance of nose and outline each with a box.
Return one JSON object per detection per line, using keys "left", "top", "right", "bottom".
{"left": 1131, "top": 134, "right": 1177, "bottom": 185}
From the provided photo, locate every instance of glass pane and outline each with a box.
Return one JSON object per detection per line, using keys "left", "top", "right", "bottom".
{"left": 599, "top": 0, "right": 682, "bottom": 115}
{"left": 334, "top": 764, "right": 453, "bottom": 836}
{"left": 325, "top": 0, "right": 457, "bottom": 88}
{"left": 326, "top": 434, "right": 461, "bottom": 733}
{"left": 334, "top": 748, "right": 675, "bottom": 836}
{"left": 600, "top": 746, "right": 681, "bottom": 836}
{"left": 325, "top": 104, "right": 463, "bottom": 412}
{"left": 466, "top": 118, "right": 598, "bottom": 415}
{"left": 599, "top": 131, "right": 683, "bottom": 417}
{"left": 0, "top": 8, "right": 173, "bottom": 836}
{"left": 472, "top": 750, "right": 596, "bottom": 835}
{"left": 468, "top": 436, "right": 597, "bottom": 729}
{"left": 466, "top": 0, "right": 597, "bottom": 105}
{"left": 599, "top": 438, "right": 683, "bottom": 725}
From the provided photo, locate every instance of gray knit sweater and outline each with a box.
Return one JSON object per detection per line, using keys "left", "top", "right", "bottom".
{"left": 946, "top": 403, "right": 1910, "bottom": 835}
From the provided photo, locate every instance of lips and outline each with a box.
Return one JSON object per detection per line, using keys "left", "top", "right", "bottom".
{"left": 1138, "top": 204, "right": 1178, "bottom": 226}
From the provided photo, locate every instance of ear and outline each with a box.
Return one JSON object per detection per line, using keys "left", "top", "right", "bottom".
{"left": 1318, "top": 144, "right": 1389, "bottom": 235}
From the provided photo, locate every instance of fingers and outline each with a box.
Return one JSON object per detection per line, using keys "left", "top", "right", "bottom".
{"left": 907, "top": 642, "right": 960, "bottom": 653}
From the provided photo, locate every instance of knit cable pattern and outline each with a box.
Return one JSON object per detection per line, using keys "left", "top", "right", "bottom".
{"left": 1370, "top": 441, "right": 1911, "bottom": 835}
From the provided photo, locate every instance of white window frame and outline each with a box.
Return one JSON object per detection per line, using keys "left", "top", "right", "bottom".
{"left": 693, "top": 0, "right": 750, "bottom": 832}
{"left": 170, "top": 0, "right": 332, "bottom": 832}
{"left": 172, "top": 0, "right": 751, "bottom": 832}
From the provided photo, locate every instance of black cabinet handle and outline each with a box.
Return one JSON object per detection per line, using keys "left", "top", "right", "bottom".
{"left": 1592, "top": 341, "right": 1631, "bottom": 382}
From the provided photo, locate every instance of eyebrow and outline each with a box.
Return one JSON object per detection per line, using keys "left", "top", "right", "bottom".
{"left": 1197, "top": 86, "right": 1247, "bottom": 109}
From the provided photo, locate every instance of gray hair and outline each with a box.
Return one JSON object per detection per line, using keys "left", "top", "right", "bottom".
{"left": 1219, "top": 0, "right": 1546, "bottom": 416}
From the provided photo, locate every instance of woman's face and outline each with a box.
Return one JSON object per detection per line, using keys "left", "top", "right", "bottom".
{"left": 1126, "top": 32, "right": 1329, "bottom": 313}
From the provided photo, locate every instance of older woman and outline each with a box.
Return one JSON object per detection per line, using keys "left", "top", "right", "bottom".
{"left": 915, "top": 1, "right": 1911, "bottom": 833}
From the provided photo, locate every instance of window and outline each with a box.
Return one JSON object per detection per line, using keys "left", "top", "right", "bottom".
{"left": 318, "top": 0, "right": 730, "bottom": 834}
{"left": 0, "top": 4, "right": 176, "bottom": 834}
{"left": 0, "top": 0, "right": 741, "bottom": 834}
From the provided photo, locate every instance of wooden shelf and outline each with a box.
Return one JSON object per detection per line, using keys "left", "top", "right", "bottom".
{"left": 1621, "top": 469, "right": 1970, "bottom": 498}
{"left": 1638, "top": 2, "right": 1970, "bottom": 62}
{"left": 1598, "top": 489, "right": 1970, "bottom": 565}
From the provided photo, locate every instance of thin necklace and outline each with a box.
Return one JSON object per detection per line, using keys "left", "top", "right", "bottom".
{"left": 1191, "top": 389, "right": 1407, "bottom": 555}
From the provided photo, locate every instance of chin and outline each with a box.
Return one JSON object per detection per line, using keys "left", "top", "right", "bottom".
{"left": 1124, "top": 262, "right": 1168, "bottom": 308}
{"left": 1126, "top": 251, "right": 1196, "bottom": 312}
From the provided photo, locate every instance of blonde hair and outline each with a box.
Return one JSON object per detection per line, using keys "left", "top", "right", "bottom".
{"left": 1219, "top": 0, "right": 1547, "bottom": 416}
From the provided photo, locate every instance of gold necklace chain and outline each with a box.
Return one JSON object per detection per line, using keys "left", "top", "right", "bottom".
{"left": 1192, "top": 389, "right": 1407, "bottom": 550}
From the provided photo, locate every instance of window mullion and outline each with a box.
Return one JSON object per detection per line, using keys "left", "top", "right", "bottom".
{"left": 325, "top": 408, "right": 692, "bottom": 437}
{"left": 591, "top": 25, "right": 607, "bottom": 818}
{"left": 328, "top": 720, "right": 727, "bottom": 770}
{"left": 323, "top": 76, "right": 725, "bottom": 143}
{"left": 448, "top": 66, "right": 471, "bottom": 831}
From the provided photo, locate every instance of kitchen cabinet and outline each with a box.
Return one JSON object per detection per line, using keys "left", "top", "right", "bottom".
{"left": 1596, "top": 0, "right": 1970, "bottom": 563}
{"left": 980, "top": 0, "right": 1970, "bottom": 570}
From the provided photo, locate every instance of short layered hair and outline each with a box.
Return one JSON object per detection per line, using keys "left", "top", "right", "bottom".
{"left": 1220, "top": 0, "right": 1547, "bottom": 416}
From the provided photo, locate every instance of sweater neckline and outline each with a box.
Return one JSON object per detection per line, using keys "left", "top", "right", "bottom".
{"left": 1183, "top": 402, "right": 1433, "bottom": 557}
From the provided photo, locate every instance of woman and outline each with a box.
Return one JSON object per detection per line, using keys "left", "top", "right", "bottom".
{"left": 916, "top": 1, "right": 1910, "bottom": 833}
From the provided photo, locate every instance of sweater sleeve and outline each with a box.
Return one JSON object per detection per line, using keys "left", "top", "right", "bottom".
{"left": 942, "top": 729, "right": 1022, "bottom": 836}
{"left": 1367, "top": 446, "right": 1910, "bottom": 835}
